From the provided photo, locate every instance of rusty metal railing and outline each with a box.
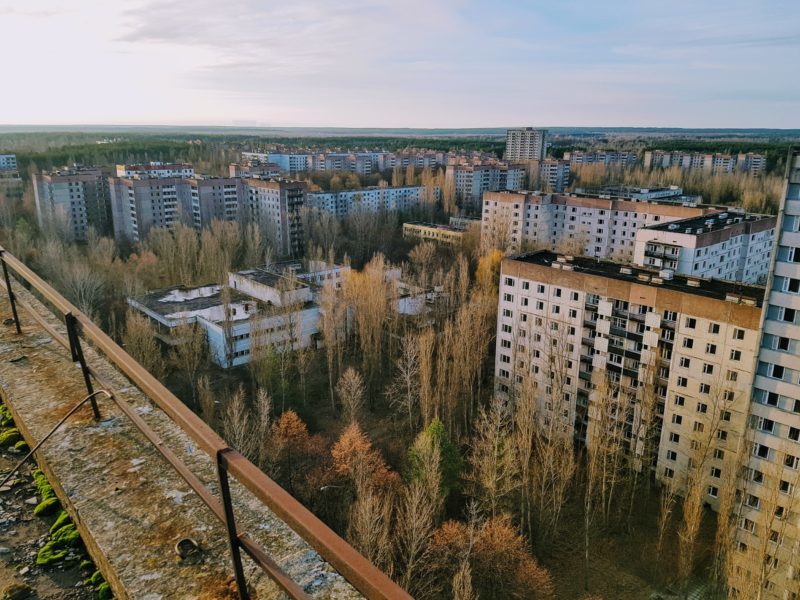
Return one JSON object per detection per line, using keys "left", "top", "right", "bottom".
{"left": 0, "top": 246, "right": 411, "bottom": 600}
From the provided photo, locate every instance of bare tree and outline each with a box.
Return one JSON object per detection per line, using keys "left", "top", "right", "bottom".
{"left": 123, "top": 309, "right": 165, "bottom": 379}
{"left": 168, "top": 321, "right": 207, "bottom": 406}
{"left": 385, "top": 334, "right": 421, "bottom": 431}
{"left": 337, "top": 367, "right": 365, "bottom": 423}
{"left": 468, "top": 397, "right": 519, "bottom": 518}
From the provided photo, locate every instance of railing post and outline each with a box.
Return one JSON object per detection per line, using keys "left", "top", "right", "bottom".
{"left": 217, "top": 448, "right": 249, "bottom": 600}
{"left": 0, "top": 250, "right": 22, "bottom": 334}
{"left": 65, "top": 312, "right": 101, "bottom": 420}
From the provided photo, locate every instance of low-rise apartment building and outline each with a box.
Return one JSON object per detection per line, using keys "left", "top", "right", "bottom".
{"left": 33, "top": 167, "right": 114, "bottom": 241}
{"left": 495, "top": 251, "right": 764, "bottom": 505}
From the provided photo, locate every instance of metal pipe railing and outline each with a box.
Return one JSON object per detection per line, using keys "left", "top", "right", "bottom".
{"left": 0, "top": 245, "right": 411, "bottom": 600}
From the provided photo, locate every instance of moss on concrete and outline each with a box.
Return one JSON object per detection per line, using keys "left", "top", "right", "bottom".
{"left": 51, "top": 523, "right": 80, "bottom": 547}
{"left": 0, "top": 427, "right": 20, "bottom": 447}
{"left": 97, "top": 582, "right": 112, "bottom": 600}
{"left": 49, "top": 510, "right": 71, "bottom": 534}
{"left": 36, "top": 540, "right": 69, "bottom": 566}
{"left": 33, "top": 496, "right": 59, "bottom": 516}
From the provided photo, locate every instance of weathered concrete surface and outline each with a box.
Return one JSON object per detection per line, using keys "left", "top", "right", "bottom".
{"left": 0, "top": 285, "right": 362, "bottom": 600}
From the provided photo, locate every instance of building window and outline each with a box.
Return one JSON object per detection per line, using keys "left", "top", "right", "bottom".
{"left": 666, "top": 450, "right": 677, "bottom": 461}
{"left": 683, "top": 338, "right": 694, "bottom": 349}
{"left": 685, "top": 317, "right": 696, "bottom": 329}
{"left": 674, "top": 395, "right": 685, "bottom": 406}
{"left": 705, "top": 343, "right": 717, "bottom": 355}
{"left": 703, "top": 363, "right": 714, "bottom": 375}
{"left": 697, "top": 402, "right": 708, "bottom": 413}
{"left": 669, "top": 432, "right": 680, "bottom": 443}
{"left": 679, "top": 357, "right": 691, "bottom": 368}
{"left": 708, "top": 323, "right": 720, "bottom": 334}
{"left": 708, "top": 486, "right": 719, "bottom": 498}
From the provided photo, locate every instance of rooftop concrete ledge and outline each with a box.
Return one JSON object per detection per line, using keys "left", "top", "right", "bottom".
{"left": 0, "top": 285, "right": 362, "bottom": 600}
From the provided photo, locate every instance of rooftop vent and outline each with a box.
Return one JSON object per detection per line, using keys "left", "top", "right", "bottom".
{"left": 620, "top": 267, "right": 633, "bottom": 275}
{"left": 637, "top": 274, "right": 651, "bottom": 283}
{"left": 659, "top": 269, "right": 674, "bottom": 280}
{"left": 562, "top": 264, "right": 574, "bottom": 271}
{"left": 725, "top": 293, "right": 740, "bottom": 303}
{"left": 652, "top": 276, "right": 664, "bottom": 285}
{"left": 668, "top": 224, "right": 679, "bottom": 230}
{"left": 686, "top": 278, "right": 701, "bottom": 288}
{"left": 551, "top": 262, "right": 563, "bottom": 270}
{"left": 742, "top": 297, "right": 757, "bottom": 306}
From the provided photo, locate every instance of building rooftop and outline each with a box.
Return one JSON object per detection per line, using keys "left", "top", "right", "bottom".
{"left": 646, "top": 210, "right": 772, "bottom": 233}
{"left": 508, "top": 251, "right": 765, "bottom": 307}
{"left": 132, "top": 284, "right": 253, "bottom": 319}
{"left": 571, "top": 185, "right": 700, "bottom": 204}
{"left": 404, "top": 221, "right": 463, "bottom": 232}
{"left": 234, "top": 267, "right": 307, "bottom": 289}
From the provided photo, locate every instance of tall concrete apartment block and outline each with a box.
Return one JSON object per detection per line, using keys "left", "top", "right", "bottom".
{"left": 243, "top": 178, "right": 307, "bottom": 257}
{"left": 495, "top": 252, "right": 764, "bottom": 505}
{"left": 109, "top": 176, "right": 247, "bottom": 242}
{"left": 733, "top": 150, "right": 800, "bottom": 599}
{"left": 634, "top": 211, "right": 776, "bottom": 284}
{"left": 481, "top": 191, "right": 716, "bottom": 258}
{"left": 307, "top": 185, "right": 438, "bottom": 219}
{"left": 530, "top": 159, "right": 570, "bottom": 193}
{"left": 33, "top": 167, "right": 113, "bottom": 241}
{"left": 563, "top": 151, "right": 638, "bottom": 167}
{"left": 448, "top": 162, "right": 526, "bottom": 208}
{"left": 504, "top": 128, "right": 547, "bottom": 162}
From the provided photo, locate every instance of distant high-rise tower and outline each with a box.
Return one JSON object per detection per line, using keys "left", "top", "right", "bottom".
{"left": 504, "top": 128, "right": 547, "bottom": 161}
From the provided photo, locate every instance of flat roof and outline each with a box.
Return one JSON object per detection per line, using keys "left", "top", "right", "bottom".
{"left": 132, "top": 284, "right": 251, "bottom": 318}
{"left": 405, "top": 221, "right": 462, "bottom": 231}
{"left": 234, "top": 267, "right": 306, "bottom": 289}
{"left": 646, "top": 211, "right": 773, "bottom": 233}
{"left": 508, "top": 251, "right": 765, "bottom": 307}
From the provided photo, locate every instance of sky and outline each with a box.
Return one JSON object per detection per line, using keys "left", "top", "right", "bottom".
{"left": 1, "top": 0, "right": 798, "bottom": 128}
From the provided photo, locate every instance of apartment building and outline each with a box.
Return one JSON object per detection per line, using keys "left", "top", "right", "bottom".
{"left": 635, "top": 211, "right": 776, "bottom": 284}
{"left": 0, "top": 154, "right": 17, "bottom": 172}
{"left": 263, "top": 153, "right": 310, "bottom": 173}
{"left": 109, "top": 176, "right": 191, "bottom": 242}
{"left": 228, "top": 162, "right": 282, "bottom": 178}
{"left": 447, "top": 162, "right": 526, "bottom": 208}
{"left": 530, "top": 159, "right": 571, "bottom": 193}
{"left": 563, "top": 151, "right": 638, "bottom": 167}
{"left": 504, "top": 128, "right": 547, "bottom": 162}
{"left": 495, "top": 251, "right": 764, "bottom": 503}
{"left": 307, "top": 185, "right": 438, "bottom": 218}
{"left": 572, "top": 185, "right": 698, "bottom": 204}
{"left": 33, "top": 167, "right": 113, "bottom": 241}
{"left": 644, "top": 150, "right": 767, "bottom": 175}
{"left": 481, "top": 191, "right": 717, "bottom": 259}
{"left": 733, "top": 150, "right": 800, "bottom": 599}
{"left": 243, "top": 178, "right": 307, "bottom": 257}
{"left": 115, "top": 162, "right": 195, "bottom": 178}
{"left": 402, "top": 222, "right": 465, "bottom": 245}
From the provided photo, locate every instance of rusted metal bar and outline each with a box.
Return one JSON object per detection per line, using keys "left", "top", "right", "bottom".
{"left": 0, "top": 246, "right": 413, "bottom": 600}
{"left": 217, "top": 449, "right": 250, "bottom": 600}
{"left": 65, "top": 312, "right": 101, "bottom": 420}
{"left": 0, "top": 252, "right": 21, "bottom": 334}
